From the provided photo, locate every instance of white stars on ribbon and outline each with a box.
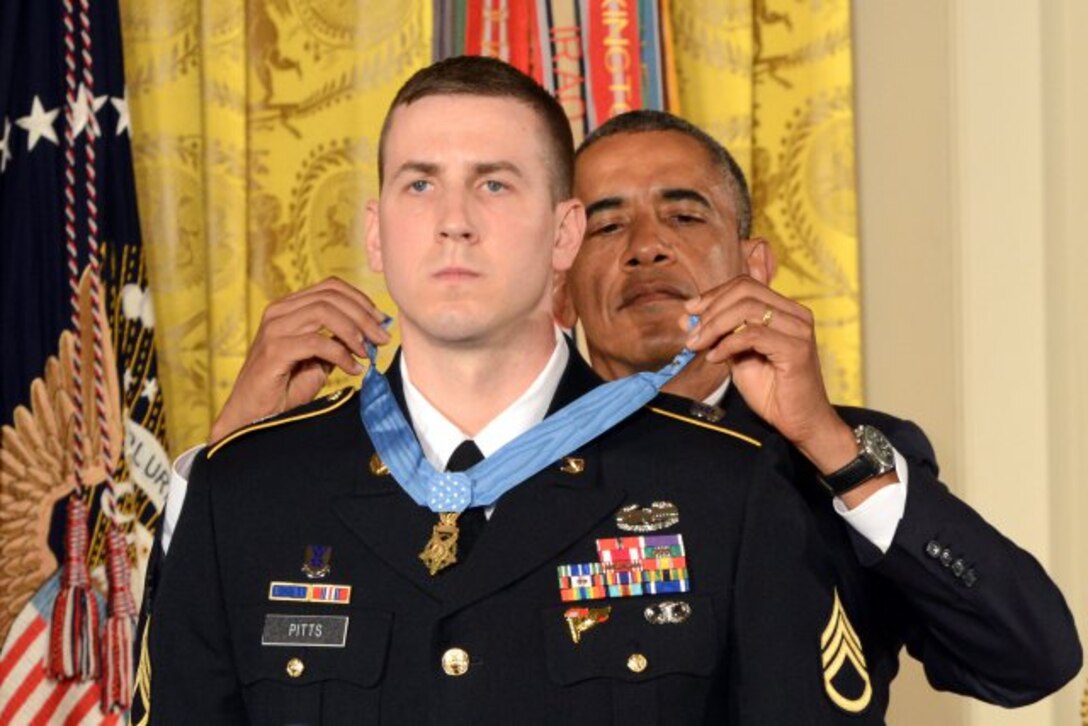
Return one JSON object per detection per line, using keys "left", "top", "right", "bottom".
{"left": 427, "top": 472, "right": 473, "bottom": 513}
{"left": 0, "top": 119, "right": 11, "bottom": 173}
{"left": 141, "top": 378, "right": 159, "bottom": 401}
{"left": 15, "top": 96, "right": 59, "bottom": 151}
{"left": 70, "top": 83, "right": 109, "bottom": 139}
{"left": 111, "top": 88, "right": 130, "bottom": 137}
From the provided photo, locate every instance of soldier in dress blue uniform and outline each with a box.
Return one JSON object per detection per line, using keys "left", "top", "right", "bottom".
{"left": 140, "top": 56, "right": 876, "bottom": 725}
{"left": 140, "top": 67, "right": 1081, "bottom": 723}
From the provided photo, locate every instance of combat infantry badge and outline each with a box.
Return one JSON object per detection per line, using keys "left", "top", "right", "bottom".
{"left": 615, "top": 501, "right": 679, "bottom": 532}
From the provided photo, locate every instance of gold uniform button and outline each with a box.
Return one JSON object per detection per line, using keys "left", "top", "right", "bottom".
{"left": 285, "top": 657, "right": 305, "bottom": 678}
{"left": 626, "top": 653, "right": 648, "bottom": 674}
{"left": 441, "top": 647, "right": 471, "bottom": 676}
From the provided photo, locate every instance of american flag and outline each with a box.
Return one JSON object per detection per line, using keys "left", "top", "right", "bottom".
{"left": 0, "top": 576, "right": 123, "bottom": 725}
{"left": 1, "top": 0, "right": 168, "bottom": 723}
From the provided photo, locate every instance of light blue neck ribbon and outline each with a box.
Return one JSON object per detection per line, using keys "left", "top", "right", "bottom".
{"left": 359, "top": 319, "right": 697, "bottom": 513}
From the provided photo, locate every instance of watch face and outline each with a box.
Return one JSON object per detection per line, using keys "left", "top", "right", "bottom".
{"left": 859, "top": 426, "right": 895, "bottom": 471}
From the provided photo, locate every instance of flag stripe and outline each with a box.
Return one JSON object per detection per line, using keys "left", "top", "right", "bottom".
{"left": 0, "top": 659, "right": 46, "bottom": 724}
{"left": 0, "top": 616, "right": 46, "bottom": 681}
{"left": 63, "top": 685, "right": 101, "bottom": 726}
{"left": 29, "top": 676, "right": 77, "bottom": 724}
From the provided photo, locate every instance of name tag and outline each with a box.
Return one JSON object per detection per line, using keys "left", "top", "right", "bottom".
{"left": 261, "top": 614, "right": 349, "bottom": 647}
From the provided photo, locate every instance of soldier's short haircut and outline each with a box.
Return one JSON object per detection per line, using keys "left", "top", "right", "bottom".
{"left": 378, "top": 56, "right": 574, "bottom": 201}
{"left": 577, "top": 110, "right": 752, "bottom": 239}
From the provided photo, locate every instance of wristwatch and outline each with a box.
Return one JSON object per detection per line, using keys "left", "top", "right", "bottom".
{"left": 819, "top": 425, "right": 896, "bottom": 495}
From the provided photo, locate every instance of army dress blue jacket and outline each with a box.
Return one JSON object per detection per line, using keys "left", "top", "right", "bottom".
{"left": 143, "top": 350, "right": 885, "bottom": 725}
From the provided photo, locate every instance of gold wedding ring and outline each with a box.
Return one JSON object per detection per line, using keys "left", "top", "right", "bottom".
{"left": 760, "top": 307, "right": 775, "bottom": 327}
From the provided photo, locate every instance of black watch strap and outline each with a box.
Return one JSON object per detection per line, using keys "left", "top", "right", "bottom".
{"left": 820, "top": 457, "right": 879, "bottom": 496}
{"left": 819, "top": 425, "right": 895, "bottom": 496}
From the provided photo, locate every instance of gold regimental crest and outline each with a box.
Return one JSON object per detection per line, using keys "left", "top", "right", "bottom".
{"left": 820, "top": 588, "right": 872, "bottom": 713}
{"left": 559, "top": 457, "right": 584, "bottom": 474}
{"left": 369, "top": 453, "right": 390, "bottom": 476}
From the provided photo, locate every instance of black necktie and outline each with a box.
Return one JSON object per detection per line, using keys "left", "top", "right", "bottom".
{"left": 446, "top": 440, "right": 486, "bottom": 561}
{"left": 446, "top": 439, "right": 484, "bottom": 473}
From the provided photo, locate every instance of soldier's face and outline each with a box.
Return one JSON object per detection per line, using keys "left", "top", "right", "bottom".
{"left": 566, "top": 131, "right": 752, "bottom": 376}
{"left": 367, "top": 95, "right": 583, "bottom": 349}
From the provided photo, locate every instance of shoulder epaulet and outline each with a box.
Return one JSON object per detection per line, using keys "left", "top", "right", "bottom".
{"left": 207, "top": 386, "right": 358, "bottom": 459}
{"left": 646, "top": 398, "right": 762, "bottom": 448}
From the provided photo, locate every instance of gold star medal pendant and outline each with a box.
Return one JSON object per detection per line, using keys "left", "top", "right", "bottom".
{"left": 419, "top": 512, "right": 462, "bottom": 575}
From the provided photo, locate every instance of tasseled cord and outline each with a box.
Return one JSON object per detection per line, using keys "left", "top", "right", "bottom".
{"left": 100, "top": 525, "right": 137, "bottom": 711}
{"left": 47, "top": 495, "right": 101, "bottom": 680}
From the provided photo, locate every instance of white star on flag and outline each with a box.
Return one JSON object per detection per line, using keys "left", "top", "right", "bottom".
{"left": 70, "top": 83, "right": 109, "bottom": 138}
{"left": 111, "top": 89, "right": 130, "bottom": 136}
{"left": 141, "top": 378, "right": 159, "bottom": 401}
{"left": 0, "top": 118, "right": 11, "bottom": 173}
{"left": 123, "top": 368, "right": 135, "bottom": 391}
{"left": 15, "top": 96, "right": 59, "bottom": 151}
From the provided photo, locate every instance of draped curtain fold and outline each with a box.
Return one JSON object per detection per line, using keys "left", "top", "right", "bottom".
{"left": 121, "top": 0, "right": 859, "bottom": 454}
{"left": 670, "top": 0, "right": 861, "bottom": 405}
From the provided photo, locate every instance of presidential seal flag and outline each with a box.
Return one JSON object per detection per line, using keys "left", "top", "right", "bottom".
{"left": 0, "top": 0, "right": 168, "bottom": 722}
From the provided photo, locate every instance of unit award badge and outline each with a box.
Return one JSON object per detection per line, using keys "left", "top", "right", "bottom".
{"left": 301, "top": 545, "right": 332, "bottom": 579}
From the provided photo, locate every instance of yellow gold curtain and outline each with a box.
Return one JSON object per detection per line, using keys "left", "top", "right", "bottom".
{"left": 121, "top": 0, "right": 431, "bottom": 452}
{"left": 122, "top": 0, "right": 860, "bottom": 453}
{"left": 669, "top": 0, "right": 862, "bottom": 405}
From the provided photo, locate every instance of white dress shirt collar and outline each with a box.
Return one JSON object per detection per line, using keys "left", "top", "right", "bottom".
{"left": 702, "top": 377, "right": 731, "bottom": 407}
{"left": 400, "top": 326, "right": 570, "bottom": 470}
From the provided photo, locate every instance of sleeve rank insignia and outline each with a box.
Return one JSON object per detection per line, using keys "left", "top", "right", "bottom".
{"left": 820, "top": 588, "right": 872, "bottom": 713}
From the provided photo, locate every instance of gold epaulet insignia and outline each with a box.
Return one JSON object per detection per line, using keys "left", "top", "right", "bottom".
{"left": 820, "top": 588, "right": 872, "bottom": 713}
{"left": 207, "top": 387, "right": 357, "bottom": 459}
{"left": 647, "top": 406, "right": 761, "bottom": 447}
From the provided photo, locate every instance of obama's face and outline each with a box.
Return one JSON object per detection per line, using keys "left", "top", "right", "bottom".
{"left": 566, "top": 130, "right": 764, "bottom": 377}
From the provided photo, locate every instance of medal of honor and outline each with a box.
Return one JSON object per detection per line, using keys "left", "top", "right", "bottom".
{"left": 358, "top": 316, "right": 698, "bottom": 576}
{"left": 419, "top": 512, "right": 462, "bottom": 575}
